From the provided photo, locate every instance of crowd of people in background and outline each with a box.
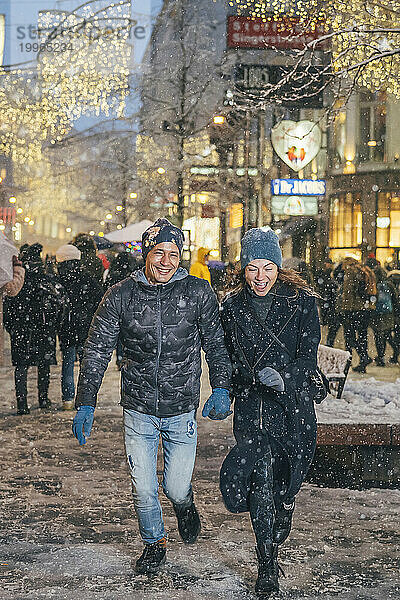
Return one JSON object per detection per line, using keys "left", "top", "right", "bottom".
{"left": 1, "top": 234, "right": 143, "bottom": 414}
{"left": 314, "top": 255, "right": 400, "bottom": 372}
{"left": 1, "top": 226, "right": 399, "bottom": 416}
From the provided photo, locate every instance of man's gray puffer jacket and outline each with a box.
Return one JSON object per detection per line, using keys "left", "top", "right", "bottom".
{"left": 75, "top": 268, "right": 232, "bottom": 417}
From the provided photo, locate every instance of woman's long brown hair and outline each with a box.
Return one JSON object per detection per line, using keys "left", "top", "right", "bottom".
{"left": 223, "top": 265, "right": 318, "bottom": 298}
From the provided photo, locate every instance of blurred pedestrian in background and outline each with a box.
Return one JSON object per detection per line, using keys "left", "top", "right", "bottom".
{"left": 314, "top": 258, "right": 340, "bottom": 347}
{"left": 3, "top": 243, "right": 66, "bottom": 415}
{"left": 105, "top": 251, "right": 142, "bottom": 368}
{"left": 71, "top": 233, "right": 104, "bottom": 287}
{"left": 0, "top": 232, "right": 25, "bottom": 297}
{"left": 387, "top": 270, "right": 400, "bottom": 363}
{"left": 336, "top": 257, "right": 376, "bottom": 373}
{"left": 56, "top": 244, "right": 104, "bottom": 410}
{"left": 369, "top": 265, "right": 398, "bottom": 366}
{"left": 189, "top": 247, "right": 211, "bottom": 284}
{"left": 104, "top": 251, "right": 141, "bottom": 289}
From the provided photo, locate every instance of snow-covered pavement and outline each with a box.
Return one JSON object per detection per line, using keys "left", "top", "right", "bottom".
{"left": 0, "top": 358, "right": 399, "bottom": 599}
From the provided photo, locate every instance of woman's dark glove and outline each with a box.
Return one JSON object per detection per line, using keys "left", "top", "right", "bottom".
{"left": 257, "top": 367, "right": 285, "bottom": 392}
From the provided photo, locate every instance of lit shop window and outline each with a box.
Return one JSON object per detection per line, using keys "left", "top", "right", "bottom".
{"left": 376, "top": 192, "right": 400, "bottom": 264}
{"left": 329, "top": 192, "right": 362, "bottom": 256}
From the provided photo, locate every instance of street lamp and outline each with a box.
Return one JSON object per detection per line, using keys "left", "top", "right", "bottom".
{"left": 129, "top": 192, "right": 137, "bottom": 199}
{"left": 157, "top": 167, "right": 166, "bottom": 175}
{"left": 213, "top": 115, "right": 225, "bottom": 125}
{"left": 9, "top": 197, "right": 16, "bottom": 203}
{"left": 116, "top": 205, "right": 123, "bottom": 211}
{"left": 105, "top": 213, "right": 112, "bottom": 220}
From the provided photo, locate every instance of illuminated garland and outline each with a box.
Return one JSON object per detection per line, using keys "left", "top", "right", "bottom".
{"left": 331, "top": 0, "right": 400, "bottom": 97}
{"left": 0, "top": 0, "right": 131, "bottom": 163}
{"left": 229, "top": 0, "right": 400, "bottom": 97}
{"left": 228, "top": 0, "right": 326, "bottom": 23}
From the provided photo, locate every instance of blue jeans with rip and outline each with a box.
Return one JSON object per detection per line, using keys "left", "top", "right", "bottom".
{"left": 61, "top": 346, "right": 83, "bottom": 401}
{"left": 124, "top": 408, "right": 197, "bottom": 545}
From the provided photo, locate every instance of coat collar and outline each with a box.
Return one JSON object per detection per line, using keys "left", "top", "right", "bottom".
{"left": 229, "top": 282, "right": 300, "bottom": 371}
{"left": 133, "top": 267, "right": 188, "bottom": 292}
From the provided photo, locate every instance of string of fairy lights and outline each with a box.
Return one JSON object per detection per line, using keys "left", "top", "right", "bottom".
{"left": 229, "top": 0, "right": 400, "bottom": 97}
{"left": 0, "top": 0, "right": 131, "bottom": 164}
{"left": 0, "top": 1, "right": 132, "bottom": 238}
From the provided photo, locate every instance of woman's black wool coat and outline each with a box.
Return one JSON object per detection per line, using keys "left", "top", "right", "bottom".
{"left": 220, "top": 282, "right": 321, "bottom": 507}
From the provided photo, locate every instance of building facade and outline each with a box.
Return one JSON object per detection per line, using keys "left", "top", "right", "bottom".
{"left": 325, "top": 92, "right": 400, "bottom": 267}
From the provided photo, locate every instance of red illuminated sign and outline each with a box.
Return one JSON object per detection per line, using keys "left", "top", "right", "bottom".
{"left": 0, "top": 207, "right": 16, "bottom": 224}
{"left": 227, "top": 16, "right": 327, "bottom": 50}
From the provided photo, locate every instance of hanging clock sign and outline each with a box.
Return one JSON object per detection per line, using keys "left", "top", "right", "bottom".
{"left": 271, "top": 120, "right": 322, "bottom": 172}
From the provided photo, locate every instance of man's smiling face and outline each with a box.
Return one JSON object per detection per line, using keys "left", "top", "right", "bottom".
{"left": 145, "top": 242, "right": 180, "bottom": 284}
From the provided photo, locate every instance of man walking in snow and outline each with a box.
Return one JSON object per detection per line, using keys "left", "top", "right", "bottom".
{"left": 72, "top": 218, "right": 232, "bottom": 574}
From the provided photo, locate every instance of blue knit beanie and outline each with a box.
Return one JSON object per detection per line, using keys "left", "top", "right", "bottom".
{"left": 240, "top": 228, "right": 282, "bottom": 269}
{"left": 142, "top": 218, "right": 184, "bottom": 261}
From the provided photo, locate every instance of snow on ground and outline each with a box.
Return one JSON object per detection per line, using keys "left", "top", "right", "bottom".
{"left": 316, "top": 377, "right": 400, "bottom": 424}
{"left": 0, "top": 357, "right": 399, "bottom": 599}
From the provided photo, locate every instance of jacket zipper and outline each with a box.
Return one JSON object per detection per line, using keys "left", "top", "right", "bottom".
{"left": 155, "top": 287, "right": 162, "bottom": 415}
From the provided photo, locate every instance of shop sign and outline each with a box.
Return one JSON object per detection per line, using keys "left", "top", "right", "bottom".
{"left": 271, "top": 178, "right": 326, "bottom": 196}
{"left": 227, "top": 16, "right": 327, "bottom": 50}
{"left": 234, "top": 65, "right": 324, "bottom": 109}
{"left": 271, "top": 195, "right": 318, "bottom": 216}
{"left": 271, "top": 120, "right": 322, "bottom": 172}
{"left": 0, "top": 207, "right": 16, "bottom": 224}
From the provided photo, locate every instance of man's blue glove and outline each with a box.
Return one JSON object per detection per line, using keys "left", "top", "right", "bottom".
{"left": 72, "top": 405, "right": 95, "bottom": 445}
{"left": 202, "top": 388, "right": 232, "bottom": 420}
{"left": 258, "top": 367, "right": 285, "bottom": 392}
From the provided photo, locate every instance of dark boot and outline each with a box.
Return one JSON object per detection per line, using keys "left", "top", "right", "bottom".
{"left": 16, "top": 399, "right": 30, "bottom": 415}
{"left": 172, "top": 495, "right": 201, "bottom": 544}
{"left": 38, "top": 364, "right": 51, "bottom": 409}
{"left": 255, "top": 542, "right": 279, "bottom": 596}
{"left": 273, "top": 501, "right": 295, "bottom": 546}
{"left": 135, "top": 537, "right": 167, "bottom": 574}
{"left": 39, "top": 397, "right": 52, "bottom": 410}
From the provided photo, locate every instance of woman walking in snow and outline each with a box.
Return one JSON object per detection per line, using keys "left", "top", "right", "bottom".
{"left": 219, "top": 228, "right": 325, "bottom": 597}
